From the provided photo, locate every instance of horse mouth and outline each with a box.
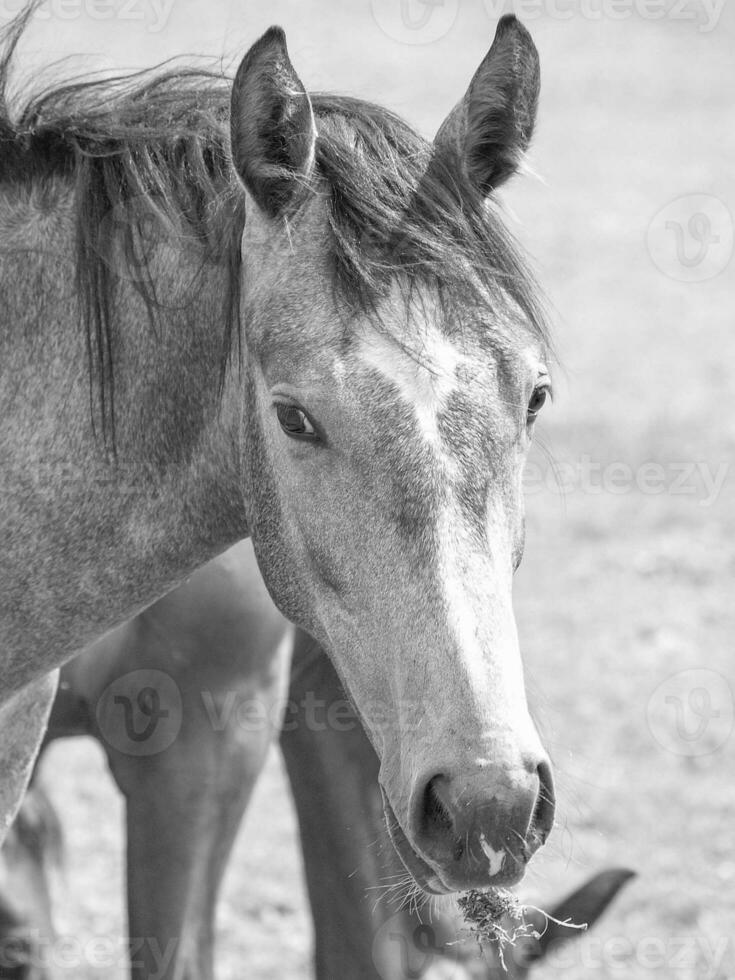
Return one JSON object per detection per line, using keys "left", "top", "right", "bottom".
{"left": 380, "top": 788, "right": 452, "bottom": 895}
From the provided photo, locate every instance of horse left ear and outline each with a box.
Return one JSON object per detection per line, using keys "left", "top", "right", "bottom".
{"left": 230, "top": 26, "right": 316, "bottom": 218}
{"left": 521, "top": 868, "right": 636, "bottom": 963}
{"left": 434, "top": 15, "right": 540, "bottom": 196}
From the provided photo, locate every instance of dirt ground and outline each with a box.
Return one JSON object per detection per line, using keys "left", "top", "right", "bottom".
{"left": 15, "top": 1, "right": 735, "bottom": 977}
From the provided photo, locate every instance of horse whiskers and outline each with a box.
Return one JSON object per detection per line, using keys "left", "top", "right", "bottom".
{"left": 368, "top": 876, "right": 416, "bottom": 898}
{"left": 366, "top": 871, "right": 415, "bottom": 904}
{"left": 405, "top": 881, "right": 429, "bottom": 920}
{"left": 367, "top": 871, "right": 432, "bottom": 918}
{"left": 365, "top": 873, "right": 412, "bottom": 893}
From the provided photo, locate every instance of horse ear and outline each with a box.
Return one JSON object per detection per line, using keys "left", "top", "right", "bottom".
{"left": 523, "top": 868, "right": 636, "bottom": 961}
{"left": 230, "top": 26, "right": 316, "bottom": 218}
{"left": 434, "top": 14, "right": 540, "bottom": 196}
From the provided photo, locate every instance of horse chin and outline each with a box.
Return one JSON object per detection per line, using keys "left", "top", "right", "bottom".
{"left": 380, "top": 790, "right": 452, "bottom": 896}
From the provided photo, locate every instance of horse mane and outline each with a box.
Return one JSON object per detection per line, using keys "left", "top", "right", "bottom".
{"left": 0, "top": 3, "right": 549, "bottom": 455}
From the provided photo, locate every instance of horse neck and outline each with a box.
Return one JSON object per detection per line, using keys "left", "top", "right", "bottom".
{"left": 0, "top": 176, "right": 248, "bottom": 669}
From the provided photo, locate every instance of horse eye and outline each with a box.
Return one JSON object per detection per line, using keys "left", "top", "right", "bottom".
{"left": 276, "top": 403, "right": 318, "bottom": 440}
{"left": 527, "top": 384, "right": 551, "bottom": 422}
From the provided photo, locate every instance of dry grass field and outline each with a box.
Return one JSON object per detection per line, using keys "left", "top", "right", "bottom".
{"left": 13, "top": 1, "right": 735, "bottom": 977}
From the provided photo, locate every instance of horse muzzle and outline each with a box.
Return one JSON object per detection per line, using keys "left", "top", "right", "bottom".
{"left": 382, "top": 756, "right": 555, "bottom": 894}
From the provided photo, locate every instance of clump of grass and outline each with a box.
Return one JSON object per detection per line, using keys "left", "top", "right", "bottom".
{"left": 457, "top": 889, "right": 531, "bottom": 955}
{"left": 457, "top": 888, "right": 586, "bottom": 969}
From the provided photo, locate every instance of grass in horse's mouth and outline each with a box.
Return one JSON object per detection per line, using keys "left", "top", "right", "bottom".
{"left": 458, "top": 888, "right": 530, "bottom": 952}
{"left": 458, "top": 888, "right": 587, "bottom": 966}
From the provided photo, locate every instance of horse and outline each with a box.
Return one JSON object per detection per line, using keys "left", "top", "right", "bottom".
{"left": 2, "top": 0, "right": 555, "bottom": 918}
{"left": 4, "top": 543, "right": 632, "bottom": 980}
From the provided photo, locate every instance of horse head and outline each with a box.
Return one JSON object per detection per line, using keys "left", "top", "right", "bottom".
{"left": 229, "top": 16, "right": 554, "bottom": 894}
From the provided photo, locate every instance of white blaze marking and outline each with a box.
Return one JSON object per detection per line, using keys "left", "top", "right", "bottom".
{"left": 357, "top": 325, "right": 499, "bottom": 689}
{"left": 357, "top": 305, "right": 530, "bottom": 738}
{"left": 479, "top": 833, "right": 506, "bottom": 877}
{"left": 435, "top": 503, "right": 532, "bottom": 740}
{"left": 357, "top": 327, "right": 465, "bottom": 450}
{"left": 436, "top": 505, "right": 487, "bottom": 671}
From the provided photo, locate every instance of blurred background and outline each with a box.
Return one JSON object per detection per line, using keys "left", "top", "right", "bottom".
{"left": 8, "top": 0, "right": 734, "bottom": 976}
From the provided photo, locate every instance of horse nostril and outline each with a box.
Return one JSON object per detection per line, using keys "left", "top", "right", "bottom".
{"left": 530, "top": 759, "right": 556, "bottom": 844}
{"left": 422, "top": 775, "right": 454, "bottom": 837}
{"left": 422, "top": 775, "right": 468, "bottom": 862}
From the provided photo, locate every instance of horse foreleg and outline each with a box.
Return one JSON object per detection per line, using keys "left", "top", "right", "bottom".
{"left": 105, "top": 689, "right": 281, "bottom": 980}
{"left": 0, "top": 673, "right": 58, "bottom": 845}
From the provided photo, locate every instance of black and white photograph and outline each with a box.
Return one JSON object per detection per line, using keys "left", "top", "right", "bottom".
{"left": 0, "top": 0, "right": 732, "bottom": 977}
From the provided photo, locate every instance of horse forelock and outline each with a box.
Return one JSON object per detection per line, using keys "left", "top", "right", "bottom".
{"left": 309, "top": 95, "right": 551, "bottom": 356}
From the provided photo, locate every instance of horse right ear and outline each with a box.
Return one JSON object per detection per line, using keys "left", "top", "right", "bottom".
{"left": 230, "top": 27, "right": 316, "bottom": 219}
